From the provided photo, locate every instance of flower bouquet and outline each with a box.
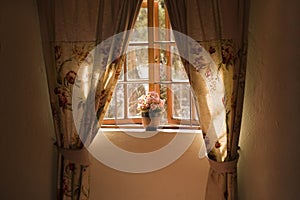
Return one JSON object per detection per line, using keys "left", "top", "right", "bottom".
{"left": 137, "top": 91, "right": 165, "bottom": 130}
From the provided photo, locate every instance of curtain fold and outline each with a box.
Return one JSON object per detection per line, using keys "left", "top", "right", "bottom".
{"left": 37, "top": 0, "right": 142, "bottom": 199}
{"left": 165, "top": 0, "right": 249, "bottom": 199}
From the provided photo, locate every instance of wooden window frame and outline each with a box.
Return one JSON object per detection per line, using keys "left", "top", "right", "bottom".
{"left": 102, "top": 0, "right": 199, "bottom": 127}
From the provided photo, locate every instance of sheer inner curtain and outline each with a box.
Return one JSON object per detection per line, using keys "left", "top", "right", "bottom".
{"left": 165, "top": 0, "right": 249, "bottom": 199}
{"left": 37, "top": 0, "right": 142, "bottom": 199}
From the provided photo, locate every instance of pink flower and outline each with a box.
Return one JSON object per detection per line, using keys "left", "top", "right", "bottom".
{"left": 137, "top": 91, "right": 165, "bottom": 113}
{"left": 150, "top": 104, "right": 158, "bottom": 110}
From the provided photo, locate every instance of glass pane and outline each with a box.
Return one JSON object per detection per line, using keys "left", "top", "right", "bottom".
{"left": 118, "top": 65, "right": 124, "bottom": 80}
{"left": 157, "top": 0, "right": 166, "bottom": 41}
{"left": 116, "top": 84, "right": 125, "bottom": 119}
{"left": 127, "top": 83, "right": 148, "bottom": 117}
{"left": 127, "top": 46, "right": 149, "bottom": 80}
{"left": 131, "top": 7, "right": 148, "bottom": 42}
{"left": 159, "top": 84, "right": 168, "bottom": 124}
{"left": 171, "top": 46, "right": 188, "bottom": 81}
{"left": 170, "top": 29, "right": 175, "bottom": 42}
{"left": 172, "top": 84, "right": 191, "bottom": 119}
{"left": 159, "top": 48, "right": 168, "bottom": 81}
{"left": 105, "top": 84, "right": 125, "bottom": 119}
{"left": 104, "top": 94, "right": 115, "bottom": 119}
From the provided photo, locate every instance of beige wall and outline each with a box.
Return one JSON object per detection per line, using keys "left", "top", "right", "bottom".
{"left": 0, "top": 0, "right": 56, "bottom": 199}
{"left": 90, "top": 132, "right": 209, "bottom": 200}
{"left": 238, "top": 0, "right": 300, "bottom": 199}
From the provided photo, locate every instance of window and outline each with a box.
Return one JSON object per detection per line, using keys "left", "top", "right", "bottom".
{"left": 103, "top": 0, "right": 199, "bottom": 128}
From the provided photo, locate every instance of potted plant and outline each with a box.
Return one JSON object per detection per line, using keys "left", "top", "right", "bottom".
{"left": 137, "top": 91, "right": 165, "bottom": 130}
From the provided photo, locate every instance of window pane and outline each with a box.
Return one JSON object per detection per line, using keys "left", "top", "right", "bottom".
{"left": 127, "top": 46, "right": 149, "bottom": 80}
{"left": 172, "top": 84, "right": 191, "bottom": 119}
{"left": 159, "top": 48, "right": 168, "bottom": 81}
{"left": 131, "top": 7, "right": 148, "bottom": 42}
{"left": 171, "top": 46, "right": 188, "bottom": 81}
{"left": 158, "top": 0, "right": 166, "bottom": 41}
{"left": 105, "top": 84, "right": 124, "bottom": 119}
{"left": 170, "top": 29, "right": 175, "bottom": 42}
{"left": 127, "top": 83, "right": 148, "bottom": 117}
{"left": 116, "top": 84, "right": 125, "bottom": 118}
{"left": 118, "top": 66, "right": 124, "bottom": 81}
{"left": 159, "top": 84, "right": 168, "bottom": 124}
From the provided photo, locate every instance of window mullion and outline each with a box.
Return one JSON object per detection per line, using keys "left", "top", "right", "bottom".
{"left": 148, "top": 0, "right": 155, "bottom": 91}
{"left": 166, "top": 48, "right": 172, "bottom": 124}
{"left": 123, "top": 59, "right": 128, "bottom": 119}
{"left": 153, "top": 2, "right": 160, "bottom": 94}
{"left": 164, "top": 2, "right": 173, "bottom": 124}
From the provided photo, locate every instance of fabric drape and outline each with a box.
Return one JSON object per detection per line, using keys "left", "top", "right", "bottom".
{"left": 165, "top": 0, "right": 249, "bottom": 199}
{"left": 37, "top": 0, "right": 142, "bottom": 199}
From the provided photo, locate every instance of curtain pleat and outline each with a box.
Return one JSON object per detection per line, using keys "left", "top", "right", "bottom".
{"left": 37, "top": 0, "right": 142, "bottom": 199}
{"left": 165, "top": 0, "right": 249, "bottom": 199}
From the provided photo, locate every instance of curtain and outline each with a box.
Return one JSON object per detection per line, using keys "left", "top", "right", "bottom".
{"left": 165, "top": 0, "right": 249, "bottom": 199}
{"left": 37, "top": 0, "right": 142, "bottom": 199}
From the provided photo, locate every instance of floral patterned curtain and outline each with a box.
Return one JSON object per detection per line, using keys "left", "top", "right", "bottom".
{"left": 37, "top": 0, "right": 142, "bottom": 199}
{"left": 165, "top": 0, "right": 249, "bottom": 199}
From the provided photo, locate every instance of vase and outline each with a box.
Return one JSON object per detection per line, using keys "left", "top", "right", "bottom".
{"left": 141, "top": 111, "right": 162, "bottom": 131}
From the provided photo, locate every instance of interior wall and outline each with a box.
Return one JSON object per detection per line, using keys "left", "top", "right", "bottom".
{"left": 0, "top": 0, "right": 56, "bottom": 199}
{"left": 90, "top": 133, "right": 209, "bottom": 200}
{"left": 238, "top": 0, "right": 300, "bottom": 199}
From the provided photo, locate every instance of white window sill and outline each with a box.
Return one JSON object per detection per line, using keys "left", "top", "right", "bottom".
{"left": 100, "top": 127, "right": 202, "bottom": 134}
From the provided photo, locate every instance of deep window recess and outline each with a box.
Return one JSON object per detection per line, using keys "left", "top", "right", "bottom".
{"left": 103, "top": 0, "right": 200, "bottom": 128}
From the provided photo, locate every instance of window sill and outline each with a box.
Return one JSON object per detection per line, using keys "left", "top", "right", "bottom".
{"left": 100, "top": 125, "right": 202, "bottom": 134}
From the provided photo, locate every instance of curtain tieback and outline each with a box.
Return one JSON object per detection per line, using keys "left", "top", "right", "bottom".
{"left": 58, "top": 147, "right": 90, "bottom": 166}
{"left": 208, "top": 156, "right": 239, "bottom": 173}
